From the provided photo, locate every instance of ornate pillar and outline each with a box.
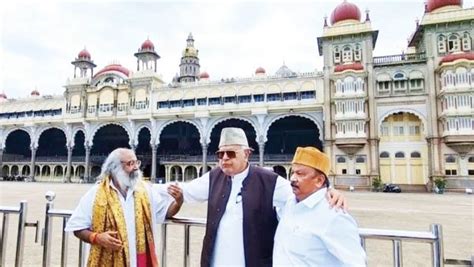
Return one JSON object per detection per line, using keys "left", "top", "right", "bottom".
{"left": 201, "top": 143, "right": 208, "bottom": 175}
{"left": 30, "top": 146, "right": 37, "bottom": 181}
{"left": 258, "top": 142, "right": 265, "bottom": 167}
{"left": 151, "top": 144, "right": 158, "bottom": 182}
{"left": 84, "top": 145, "right": 91, "bottom": 182}
{"left": 65, "top": 146, "right": 73, "bottom": 183}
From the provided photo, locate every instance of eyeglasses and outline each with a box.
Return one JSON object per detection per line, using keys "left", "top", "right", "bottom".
{"left": 121, "top": 160, "right": 141, "bottom": 167}
{"left": 216, "top": 150, "right": 238, "bottom": 159}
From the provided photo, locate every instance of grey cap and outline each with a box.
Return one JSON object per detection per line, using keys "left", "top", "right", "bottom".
{"left": 218, "top": 127, "right": 250, "bottom": 148}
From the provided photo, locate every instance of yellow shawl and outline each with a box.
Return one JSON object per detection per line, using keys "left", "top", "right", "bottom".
{"left": 88, "top": 177, "right": 158, "bottom": 267}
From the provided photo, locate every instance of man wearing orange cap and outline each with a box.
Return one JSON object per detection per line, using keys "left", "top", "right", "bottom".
{"left": 273, "top": 146, "right": 366, "bottom": 266}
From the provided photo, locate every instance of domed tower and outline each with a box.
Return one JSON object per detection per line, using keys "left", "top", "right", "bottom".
{"left": 71, "top": 48, "right": 97, "bottom": 79}
{"left": 178, "top": 33, "right": 200, "bottom": 83}
{"left": 134, "top": 38, "right": 160, "bottom": 72}
{"left": 426, "top": 0, "right": 463, "bottom": 13}
{"left": 318, "top": 0, "right": 379, "bottom": 179}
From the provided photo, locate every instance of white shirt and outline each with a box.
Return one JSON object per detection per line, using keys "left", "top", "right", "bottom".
{"left": 273, "top": 188, "right": 366, "bottom": 267}
{"left": 154, "top": 165, "right": 292, "bottom": 266}
{"left": 65, "top": 180, "right": 172, "bottom": 267}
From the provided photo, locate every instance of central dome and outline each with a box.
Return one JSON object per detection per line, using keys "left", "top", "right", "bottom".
{"left": 330, "top": 0, "right": 361, "bottom": 25}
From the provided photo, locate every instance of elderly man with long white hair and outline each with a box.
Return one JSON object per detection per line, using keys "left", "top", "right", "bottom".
{"left": 66, "top": 148, "right": 183, "bottom": 267}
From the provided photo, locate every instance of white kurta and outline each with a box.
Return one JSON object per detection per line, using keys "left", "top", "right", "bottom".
{"left": 65, "top": 180, "right": 172, "bottom": 267}
{"left": 154, "top": 165, "right": 292, "bottom": 266}
{"left": 273, "top": 188, "right": 366, "bottom": 267}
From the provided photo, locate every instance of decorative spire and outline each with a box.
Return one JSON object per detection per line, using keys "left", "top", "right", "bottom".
{"left": 415, "top": 18, "right": 419, "bottom": 27}
{"left": 365, "top": 8, "right": 370, "bottom": 22}
{"left": 324, "top": 15, "right": 328, "bottom": 27}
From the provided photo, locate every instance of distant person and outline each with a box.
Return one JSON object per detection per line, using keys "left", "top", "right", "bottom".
{"left": 165, "top": 127, "right": 346, "bottom": 267}
{"left": 66, "top": 148, "right": 183, "bottom": 267}
{"left": 273, "top": 146, "right": 366, "bottom": 266}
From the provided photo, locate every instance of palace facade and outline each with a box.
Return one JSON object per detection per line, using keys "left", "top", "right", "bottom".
{"left": 1, "top": 0, "right": 473, "bottom": 191}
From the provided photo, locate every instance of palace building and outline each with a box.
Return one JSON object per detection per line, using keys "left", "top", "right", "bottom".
{"left": 0, "top": 0, "right": 473, "bottom": 191}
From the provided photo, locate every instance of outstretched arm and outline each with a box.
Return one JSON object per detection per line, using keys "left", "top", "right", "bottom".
{"left": 166, "top": 183, "right": 183, "bottom": 218}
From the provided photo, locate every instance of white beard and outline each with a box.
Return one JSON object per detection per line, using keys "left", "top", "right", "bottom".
{"left": 113, "top": 167, "right": 142, "bottom": 191}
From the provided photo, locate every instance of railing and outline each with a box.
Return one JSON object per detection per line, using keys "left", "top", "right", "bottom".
{"left": 0, "top": 201, "right": 39, "bottom": 267}
{"left": 41, "top": 191, "right": 86, "bottom": 267}
{"left": 373, "top": 53, "right": 426, "bottom": 66}
{"left": 3, "top": 195, "right": 473, "bottom": 267}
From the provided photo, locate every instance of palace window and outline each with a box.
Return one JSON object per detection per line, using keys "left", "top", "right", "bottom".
{"left": 445, "top": 169, "right": 457, "bottom": 175}
{"left": 409, "top": 125, "right": 420, "bottom": 135}
{"left": 380, "top": 125, "right": 389, "bottom": 136}
{"left": 393, "top": 126, "right": 404, "bottom": 136}
{"left": 117, "top": 102, "right": 127, "bottom": 112}
{"left": 445, "top": 155, "right": 456, "bottom": 163}
{"left": 411, "top": 151, "right": 421, "bottom": 158}
{"left": 395, "top": 152, "right": 405, "bottom": 158}
{"left": 377, "top": 81, "right": 390, "bottom": 92}
{"left": 169, "top": 100, "right": 182, "bottom": 108}
{"left": 334, "top": 46, "right": 341, "bottom": 64}
{"left": 196, "top": 98, "right": 207, "bottom": 106}
{"left": 224, "top": 96, "right": 236, "bottom": 104}
{"left": 342, "top": 46, "right": 353, "bottom": 63}
{"left": 267, "top": 93, "right": 281, "bottom": 102}
{"left": 238, "top": 95, "right": 251, "bottom": 103}
{"left": 462, "top": 32, "right": 471, "bottom": 51}
{"left": 158, "top": 101, "right": 169, "bottom": 109}
{"left": 300, "top": 91, "right": 315, "bottom": 99}
{"left": 448, "top": 34, "right": 461, "bottom": 52}
{"left": 354, "top": 44, "right": 362, "bottom": 61}
{"left": 283, "top": 92, "right": 298, "bottom": 101}
{"left": 409, "top": 79, "right": 423, "bottom": 91}
{"left": 356, "top": 156, "right": 366, "bottom": 163}
{"left": 135, "top": 100, "right": 147, "bottom": 110}
{"left": 253, "top": 94, "right": 264, "bottom": 102}
{"left": 438, "top": 35, "right": 447, "bottom": 53}
{"left": 337, "top": 156, "right": 346, "bottom": 163}
{"left": 208, "top": 97, "right": 222, "bottom": 105}
{"left": 183, "top": 99, "right": 195, "bottom": 107}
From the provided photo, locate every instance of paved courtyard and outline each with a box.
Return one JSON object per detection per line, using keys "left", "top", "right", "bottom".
{"left": 0, "top": 182, "right": 472, "bottom": 266}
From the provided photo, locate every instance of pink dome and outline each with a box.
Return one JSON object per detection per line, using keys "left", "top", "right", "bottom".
{"left": 440, "top": 52, "right": 474, "bottom": 64}
{"left": 0, "top": 92, "right": 6, "bottom": 99}
{"left": 31, "top": 90, "right": 40, "bottom": 96}
{"left": 427, "top": 0, "right": 462, "bottom": 12}
{"left": 94, "top": 64, "right": 130, "bottom": 77}
{"left": 200, "top": 72, "right": 210, "bottom": 79}
{"left": 141, "top": 39, "right": 155, "bottom": 50}
{"left": 255, "top": 67, "right": 266, "bottom": 74}
{"left": 334, "top": 63, "right": 364, "bottom": 72}
{"left": 330, "top": 1, "right": 361, "bottom": 25}
{"left": 78, "top": 49, "right": 91, "bottom": 60}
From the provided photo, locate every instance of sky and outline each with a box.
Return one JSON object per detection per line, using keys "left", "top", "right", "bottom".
{"left": 1, "top": 0, "right": 473, "bottom": 99}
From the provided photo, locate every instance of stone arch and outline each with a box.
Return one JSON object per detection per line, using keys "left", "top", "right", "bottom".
{"left": 89, "top": 122, "right": 132, "bottom": 147}
{"left": 155, "top": 119, "right": 203, "bottom": 146}
{"left": 42, "top": 166, "right": 51, "bottom": 176}
{"left": 263, "top": 113, "right": 323, "bottom": 143}
{"left": 206, "top": 116, "right": 259, "bottom": 144}
{"left": 22, "top": 165, "right": 30, "bottom": 176}
{"left": 71, "top": 128, "right": 86, "bottom": 147}
{"left": 134, "top": 124, "right": 152, "bottom": 146}
{"left": 36, "top": 127, "right": 68, "bottom": 157}
{"left": 378, "top": 109, "right": 427, "bottom": 135}
{"left": 2, "top": 165, "right": 9, "bottom": 176}
{"left": 3, "top": 127, "right": 33, "bottom": 149}
{"left": 36, "top": 126, "right": 66, "bottom": 144}
{"left": 11, "top": 165, "right": 19, "bottom": 176}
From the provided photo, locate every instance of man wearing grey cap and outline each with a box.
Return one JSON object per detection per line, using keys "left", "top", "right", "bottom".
{"left": 166, "top": 127, "right": 346, "bottom": 267}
